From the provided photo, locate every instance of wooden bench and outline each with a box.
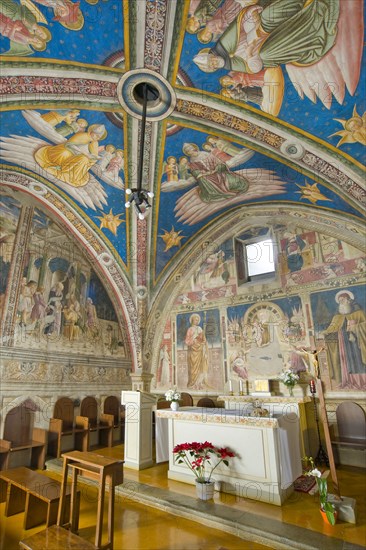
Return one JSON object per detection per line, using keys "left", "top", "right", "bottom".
{"left": 19, "top": 525, "right": 95, "bottom": 550}
{"left": 0, "top": 466, "right": 79, "bottom": 530}
{"left": 20, "top": 451, "right": 123, "bottom": 550}
{"left": 0, "top": 428, "right": 47, "bottom": 471}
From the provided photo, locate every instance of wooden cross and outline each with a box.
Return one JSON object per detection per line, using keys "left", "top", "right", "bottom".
{"left": 314, "top": 353, "right": 341, "bottom": 499}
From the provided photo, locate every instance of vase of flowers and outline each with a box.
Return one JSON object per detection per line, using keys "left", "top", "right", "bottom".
{"left": 278, "top": 369, "right": 299, "bottom": 396}
{"left": 305, "top": 457, "right": 337, "bottom": 525}
{"left": 173, "top": 441, "right": 236, "bottom": 500}
{"left": 165, "top": 388, "right": 181, "bottom": 411}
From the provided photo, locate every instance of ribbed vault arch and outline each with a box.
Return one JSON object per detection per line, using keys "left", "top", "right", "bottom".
{"left": 145, "top": 202, "right": 366, "bottom": 374}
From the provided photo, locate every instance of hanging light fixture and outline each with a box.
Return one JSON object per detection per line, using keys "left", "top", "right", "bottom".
{"left": 125, "top": 82, "right": 155, "bottom": 220}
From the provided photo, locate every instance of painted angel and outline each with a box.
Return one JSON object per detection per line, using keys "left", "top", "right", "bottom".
{"left": 0, "top": 110, "right": 124, "bottom": 211}
{"left": 193, "top": 0, "right": 364, "bottom": 111}
{"left": 161, "top": 142, "right": 286, "bottom": 225}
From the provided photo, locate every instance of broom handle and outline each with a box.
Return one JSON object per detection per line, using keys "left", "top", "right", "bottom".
{"left": 316, "top": 378, "right": 341, "bottom": 499}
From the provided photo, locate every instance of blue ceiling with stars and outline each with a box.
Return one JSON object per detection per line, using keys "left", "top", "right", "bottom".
{"left": 0, "top": 0, "right": 365, "bottom": 284}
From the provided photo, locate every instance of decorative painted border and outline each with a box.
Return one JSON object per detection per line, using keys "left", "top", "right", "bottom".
{"left": 174, "top": 98, "right": 365, "bottom": 208}
{"left": 145, "top": 0, "right": 167, "bottom": 72}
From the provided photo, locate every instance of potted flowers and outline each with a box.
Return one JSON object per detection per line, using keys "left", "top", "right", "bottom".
{"left": 305, "top": 457, "right": 337, "bottom": 525}
{"left": 165, "top": 387, "right": 181, "bottom": 410}
{"left": 173, "top": 441, "right": 236, "bottom": 500}
{"left": 278, "top": 369, "right": 299, "bottom": 396}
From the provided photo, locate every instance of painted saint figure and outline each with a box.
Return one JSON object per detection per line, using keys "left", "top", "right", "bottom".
{"left": 158, "top": 344, "right": 171, "bottom": 386}
{"left": 105, "top": 149, "right": 124, "bottom": 182}
{"left": 85, "top": 297, "right": 99, "bottom": 339}
{"left": 185, "top": 313, "right": 209, "bottom": 389}
{"left": 163, "top": 156, "right": 179, "bottom": 182}
{"left": 193, "top": 0, "right": 363, "bottom": 112}
{"left": 182, "top": 142, "right": 249, "bottom": 202}
{"left": 322, "top": 291, "right": 366, "bottom": 389}
{"left": 0, "top": 0, "right": 51, "bottom": 55}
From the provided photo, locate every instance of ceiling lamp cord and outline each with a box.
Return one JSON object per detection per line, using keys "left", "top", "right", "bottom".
{"left": 125, "top": 82, "right": 154, "bottom": 220}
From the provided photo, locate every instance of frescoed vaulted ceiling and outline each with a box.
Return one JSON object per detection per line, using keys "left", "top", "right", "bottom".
{"left": 1, "top": 0, "right": 365, "bottom": 362}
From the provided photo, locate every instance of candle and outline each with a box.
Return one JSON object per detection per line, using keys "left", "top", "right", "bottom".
{"left": 229, "top": 380, "right": 233, "bottom": 392}
{"left": 239, "top": 379, "right": 243, "bottom": 392}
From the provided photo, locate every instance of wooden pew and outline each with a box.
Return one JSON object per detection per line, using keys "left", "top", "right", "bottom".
{"left": 331, "top": 401, "right": 366, "bottom": 450}
{"left": 48, "top": 397, "right": 87, "bottom": 458}
{"left": 1, "top": 403, "right": 47, "bottom": 470}
{"left": 104, "top": 395, "right": 125, "bottom": 444}
{"left": 77, "top": 396, "right": 114, "bottom": 450}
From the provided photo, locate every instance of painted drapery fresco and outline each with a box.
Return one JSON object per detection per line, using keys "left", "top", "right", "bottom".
{"left": 0, "top": 194, "right": 125, "bottom": 357}
{"left": 312, "top": 287, "right": 366, "bottom": 390}
{"left": 185, "top": 0, "right": 364, "bottom": 150}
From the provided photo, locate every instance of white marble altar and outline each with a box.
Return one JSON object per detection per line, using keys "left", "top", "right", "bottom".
{"left": 155, "top": 407, "right": 302, "bottom": 505}
{"left": 218, "top": 395, "right": 312, "bottom": 456}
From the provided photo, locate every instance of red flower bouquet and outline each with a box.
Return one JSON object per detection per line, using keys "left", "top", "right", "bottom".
{"left": 173, "top": 441, "right": 236, "bottom": 483}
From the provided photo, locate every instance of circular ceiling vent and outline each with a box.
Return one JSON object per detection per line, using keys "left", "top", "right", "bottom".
{"left": 117, "top": 69, "right": 176, "bottom": 121}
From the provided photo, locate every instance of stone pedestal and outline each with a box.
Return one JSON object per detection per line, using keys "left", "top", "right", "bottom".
{"left": 121, "top": 390, "right": 156, "bottom": 470}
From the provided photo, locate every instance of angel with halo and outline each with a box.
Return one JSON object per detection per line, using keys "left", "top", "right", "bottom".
{"left": 161, "top": 141, "right": 286, "bottom": 225}
{"left": 0, "top": 110, "right": 124, "bottom": 211}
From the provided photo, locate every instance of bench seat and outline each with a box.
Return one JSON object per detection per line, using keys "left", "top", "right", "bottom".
{"left": 19, "top": 525, "right": 95, "bottom": 550}
{"left": 0, "top": 466, "right": 79, "bottom": 530}
{"left": 0, "top": 427, "right": 47, "bottom": 470}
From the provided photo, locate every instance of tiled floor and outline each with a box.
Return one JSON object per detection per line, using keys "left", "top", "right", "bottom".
{"left": 1, "top": 444, "right": 365, "bottom": 550}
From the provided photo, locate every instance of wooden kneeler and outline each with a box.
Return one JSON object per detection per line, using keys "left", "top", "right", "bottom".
{"left": 19, "top": 450, "right": 123, "bottom": 550}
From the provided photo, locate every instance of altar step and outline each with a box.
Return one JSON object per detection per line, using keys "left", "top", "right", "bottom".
{"left": 45, "top": 457, "right": 364, "bottom": 550}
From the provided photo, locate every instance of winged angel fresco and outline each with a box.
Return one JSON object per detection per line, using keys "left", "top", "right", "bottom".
{"left": 161, "top": 140, "right": 286, "bottom": 225}
{"left": 192, "top": 0, "right": 364, "bottom": 112}
{"left": 0, "top": 111, "right": 124, "bottom": 210}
